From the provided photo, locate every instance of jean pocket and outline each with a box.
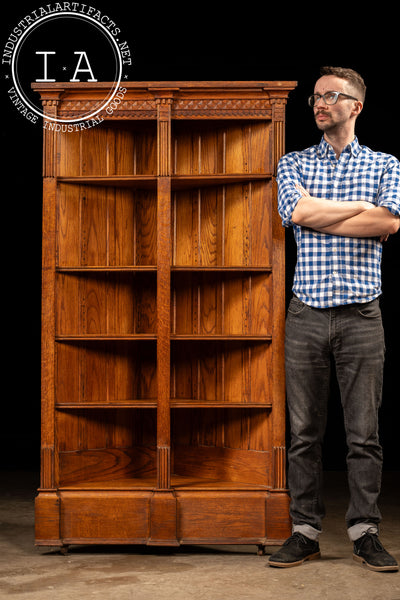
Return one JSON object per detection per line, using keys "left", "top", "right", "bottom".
{"left": 288, "top": 296, "right": 308, "bottom": 315}
{"left": 356, "top": 299, "right": 381, "bottom": 319}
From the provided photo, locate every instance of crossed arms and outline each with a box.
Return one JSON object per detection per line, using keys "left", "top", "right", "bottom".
{"left": 292, "top": 186, "right": 400, "bottom": 240}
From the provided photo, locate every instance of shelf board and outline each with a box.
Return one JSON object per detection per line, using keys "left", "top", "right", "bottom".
{"left": 56, "top": 266, "right": 157, "bottom": 272}
{"left": 55, "top": 400, "right": 272, "bottom": 409}
{"left": 171, "top": 400, "right": 272, "bottom": 408}
{"left": 55, "top": 334, "right": 270, "bottom": 342}
{"left": 56, "top": 334, "right": 157, "bottom": 341}
{"left": 171, "top": 334, "right": 272, "bottom": 341}
{"left": 171, "top": 173, "right": 272, "bottom": 189}
{"left": 56, "top": 402, "right": 157, "bottom": 409}
{"left": 57, "top": 175, "right": 157, "bottom": 188}
{"left": 56, "top": 173, "right": 272, "bottom": 189}
{"left": 55, "top": 265, "right": 270, "bottom": 272}
{"left": 171, "top": 266, "right": 272, "bottom": 272}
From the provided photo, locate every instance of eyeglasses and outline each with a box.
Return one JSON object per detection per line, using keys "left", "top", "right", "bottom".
{"left": 308, "top": 91, "right": 359, "bottom": 107}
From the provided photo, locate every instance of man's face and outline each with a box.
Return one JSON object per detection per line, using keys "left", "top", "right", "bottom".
{"left": 312, "top": 75, "right": 361, "bottom": 133}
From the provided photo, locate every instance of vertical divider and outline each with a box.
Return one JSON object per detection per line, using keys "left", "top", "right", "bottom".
{"left": 270, "top": 97, "right": 288, "bottom": 490}
{"left": 41, "top": 95, "right": 60, "bottom": 491}
{"left": 155, "top": 96, "right": 173, "bottom": 490}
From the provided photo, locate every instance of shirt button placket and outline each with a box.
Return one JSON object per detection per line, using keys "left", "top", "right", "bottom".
{"left": 331, "top": 156, "right": 343, "bottom": 303}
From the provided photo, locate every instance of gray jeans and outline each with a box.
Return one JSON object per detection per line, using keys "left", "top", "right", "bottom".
{"left": 285, "top": 296, "right": 385, "bottom": 541}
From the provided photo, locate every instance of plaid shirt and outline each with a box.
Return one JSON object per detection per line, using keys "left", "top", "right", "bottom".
{"left": 277, "top": 137, "right": 400, "bottom": 308}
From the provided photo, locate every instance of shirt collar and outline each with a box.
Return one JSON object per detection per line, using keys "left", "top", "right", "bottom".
{"left": 317, "top": 136, "right": 362, "bottom": 158}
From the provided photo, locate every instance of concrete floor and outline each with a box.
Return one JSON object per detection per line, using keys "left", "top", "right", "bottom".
{"left": 0, "top": 471, "right": 399, "bottom": 600}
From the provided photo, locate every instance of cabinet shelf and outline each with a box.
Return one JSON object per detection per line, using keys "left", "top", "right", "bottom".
{"left": 171, "top": 266, "right": 272, "bottom": 272}
{"left": 55, "top": 334, "right": 270, "bottom": 341}
{"left": 56, "top": 266, "right": 157, "bottom": 272}
{"left": 171, "top": 400, "right": 272, "bottom": 408}
{"left": 57, "top": 173, "right": 271, "bottom": 189}
{"left": 171, "top": 335, "right": 271, "bottom": 341}
{"left": 56, "top": 266, "right": 270, "bottom": 272}
{"left": 56, "top": 401, "right": 157, "bottom": 409}
{"left": 57, "top": 175, "right": 157, "bottom": 188}
{"left": 55, "top": 400, "right": 272, "bottom": 409}
{"left": 171, "top": 174, "right": 272, "bottom": 189}
{"left": 56, "top": 334, "right": 157, "bottom": 341}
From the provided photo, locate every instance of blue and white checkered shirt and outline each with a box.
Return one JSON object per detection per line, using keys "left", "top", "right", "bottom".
{"left": 277, "top": 137, "right": 400, "bottom": 308}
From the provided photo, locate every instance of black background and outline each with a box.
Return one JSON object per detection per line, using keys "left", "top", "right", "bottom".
{"left": 1, "top": 3, "right": 399, "bottom": 471}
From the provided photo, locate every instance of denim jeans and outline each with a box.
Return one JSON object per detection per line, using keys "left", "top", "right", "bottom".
{"left": 285, "top": 296, "right": 385, "bottom": 541}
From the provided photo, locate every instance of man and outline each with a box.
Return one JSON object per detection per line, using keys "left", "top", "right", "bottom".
{"left": 269, "top": 66, "right": 400, "bottom": 571}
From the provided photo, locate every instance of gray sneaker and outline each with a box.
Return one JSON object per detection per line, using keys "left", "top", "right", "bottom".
{"left": 268, "top": 532, "right": 321, "bottom": 568}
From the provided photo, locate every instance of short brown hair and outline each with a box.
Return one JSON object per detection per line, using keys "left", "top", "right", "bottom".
{"left": 319, "top": 66, "right": 366, "bottom": 102}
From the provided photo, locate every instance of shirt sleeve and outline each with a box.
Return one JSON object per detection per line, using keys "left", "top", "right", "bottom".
{"left": 277, "top": 153, "right": 303, "bottom": 227}
{"left": 377, "top": 155, "right": 400, "bottom": 216}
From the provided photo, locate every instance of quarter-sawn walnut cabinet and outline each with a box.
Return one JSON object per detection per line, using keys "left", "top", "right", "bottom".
{"left": 34, "top": 81, "right": 296, "bottom": 552}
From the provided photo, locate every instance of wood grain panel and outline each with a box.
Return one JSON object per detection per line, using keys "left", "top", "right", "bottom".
{"left": 171, "top": 272, "right": 271, "bottom": 336}
{"left": 172, "top": 182, "right": 271, "bottom": 268}
{"left": 57, "top": 123, "right": 157, "bottom": 177}
{"left": 56, "top": 342, "right": 157, "bottom": 404}
{"left": 172, "top": 120, "right": 270, "bottom": 175}
{"left": 172, "top": 408, "right": 272, "bottom": 484}
{"left": 56, "top": 273, "right": 156, "bottom": 335}
{"left": 60, "top": 492, "right": 152, "bottom": 541}
{"left": 57, "top": 184, "right": 157, "bottom": 268}
{"left": 173, "top": 445, "right": 270, "bottom": 486}
{"left": 59, "top": 447, "right": 157, "bottom": 486}
{"left": 171, "top": 341, "right": 272, "bottom": 404}
{"left": 176, "top": 492, "right": 267, "bottom": 541}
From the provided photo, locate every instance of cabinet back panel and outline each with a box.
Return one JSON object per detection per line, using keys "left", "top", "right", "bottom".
{"left": 172, "top": 408, "right": 272, "bottom": 485}
{"left": 57, "top": 184, "right": 157, "bottom": 267}
{"left": 56, "top": 273, "right": 156, "bottom": 335}
{"left": 171, "top": 341, "right": 272, "bottom": 404}
{"left": 57, "top": 408, "right": 156, "bottom": 450}
{"left": 57, "top": 409, "right": 157, "bottom": 484}
{"left": 56, "top": 342, "right": 157, "bottom": 404}
{"left": 57, "top": 123, "right": 157, "bottom": 176}
{"left": 172, "top": 272, "right": 271, "bottom": 336}
{"left": 59, "top": 447, "right": 157, "bottom": 485}
{"left": 172, "top": 121, "right": 271, "bottom": 175}
{"left": 172, "top": 182, "right": 272, "bottom": 267}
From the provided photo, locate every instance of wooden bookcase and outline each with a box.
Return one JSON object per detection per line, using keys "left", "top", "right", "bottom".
{"left": 34, "top": 81, "right": 296, "bottom": 552}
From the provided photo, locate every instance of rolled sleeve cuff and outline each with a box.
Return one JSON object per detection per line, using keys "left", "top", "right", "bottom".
{"left": 279, "top": 189, "right": 303, "bottom": 227}
{"left": 378, "top": 199, "right": 400, "bottom": 217}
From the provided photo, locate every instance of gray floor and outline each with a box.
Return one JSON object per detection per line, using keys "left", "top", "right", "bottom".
{"left": 0, "top": 471, "right": 399, "bottom": 600}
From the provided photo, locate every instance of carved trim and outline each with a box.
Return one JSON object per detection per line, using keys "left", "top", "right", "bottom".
{"left": 43, "top": 128, "right": 57, "bottom": 176}
{"left": 273, "top": 121, "right": 285, "bottom": 175}
{"left": 40, "top": 447, "right": 55, "bottom": 489}
{"left": 172, "top": 98, "right": 272, "bottom": 115}
{"left": 273, "top": 446, "right": 287, "bottom": 490}
{"left": 157, "top": 446, "right": 171, "bottom": 489}
{"left": 57, "top": 99, "right": 157, "bottom": 114}
{"left": 156, "top": 99, "right": 172, "bottom": 176}
{"left": 41, "top": 101, "right": 58, "bottom": 176}
{"left": 270, "top": 98, "right": 286, "bottom": 121}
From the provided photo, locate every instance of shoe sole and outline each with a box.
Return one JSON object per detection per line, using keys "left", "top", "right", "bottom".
{"left": 268, "top": 551, "right": 321, "bottom": 568}
{"left": 353, "top": 554, "right": 399, "bottom": 572}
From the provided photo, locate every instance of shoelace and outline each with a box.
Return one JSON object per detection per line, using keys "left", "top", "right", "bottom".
{"left": 284, "top": 532, "right": 311, "bottom": 547}
{"left": 357, "top": 533, "right": 385, "bottom": 553}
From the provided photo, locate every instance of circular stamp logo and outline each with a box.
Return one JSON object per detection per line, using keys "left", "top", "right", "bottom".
{"left": 3, "top": 4, "right": 132, "bottom": 127}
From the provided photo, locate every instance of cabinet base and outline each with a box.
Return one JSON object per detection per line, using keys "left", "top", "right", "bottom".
{"left": 35, "top": 488, "right": 291, "bottom": 548}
